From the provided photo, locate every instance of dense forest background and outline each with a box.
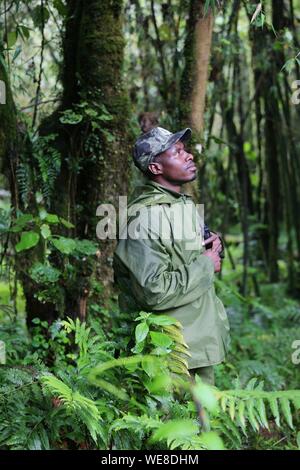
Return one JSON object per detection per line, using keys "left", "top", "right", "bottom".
{"left": 0, "top": 0, "right": 300, "bottom": 451}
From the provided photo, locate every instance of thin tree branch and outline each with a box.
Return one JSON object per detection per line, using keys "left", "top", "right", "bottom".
{"left": 21, "top": 98, "right": 60, "bottom": 111}
{"left": 32, "top": 0, "right": 46, "bottom": 129}
{"left": 0, "top": 0, "right": 14, "bottom": 16}
{"left": 150, "top": 0, "right": 169, "bottom": 106}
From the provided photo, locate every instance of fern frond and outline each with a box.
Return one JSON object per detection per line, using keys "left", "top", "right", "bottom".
{"left": 216, "top": 379, "right": 300, "bottom": 432}
{"left": 32, "top": 134, "right": 61, "bottom": 206}
{"left": 160, "top": 323, "right": 190, "bottom": 377}
{"left": 41, "top": 374, "right": 105, "bottom": 444}
{"left": 16, "top": 163, "right": 31, "bottom": 207}
{"left": 110, "top": 414, "right": 161, "bottom": 434}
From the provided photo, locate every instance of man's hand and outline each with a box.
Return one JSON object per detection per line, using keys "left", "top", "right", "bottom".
{"left": 210, "top": 231, "right": 225, "bottom": 258}
{"left": 202, "top": 233, "right": 222, "bottom": 253}
{"left": 202, "top": 233, "right": 222, "bottom": 273}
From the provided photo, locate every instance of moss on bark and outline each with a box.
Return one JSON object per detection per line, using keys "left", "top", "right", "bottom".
{"left": 0, "top": 60, "right": 17, "bottom": 176}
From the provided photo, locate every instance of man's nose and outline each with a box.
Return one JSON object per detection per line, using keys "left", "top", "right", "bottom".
{"left": 185, "top": 151, "right": 194, "bottom": 161}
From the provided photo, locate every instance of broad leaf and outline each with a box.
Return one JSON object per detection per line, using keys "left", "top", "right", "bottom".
{"left": 15, "top": 231, "right": 39, "bottom": 252}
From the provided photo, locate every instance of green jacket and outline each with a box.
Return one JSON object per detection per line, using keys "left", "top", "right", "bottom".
{"left": 113, "top": 181, "right": 230, "bottom": 369}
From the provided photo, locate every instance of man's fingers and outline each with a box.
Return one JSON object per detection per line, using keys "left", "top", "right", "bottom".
{"left": 202, "top": 233, "right": 218, "bottom": 246}
{"left": 213, "top": 242, "right": 222, "bottom": 252}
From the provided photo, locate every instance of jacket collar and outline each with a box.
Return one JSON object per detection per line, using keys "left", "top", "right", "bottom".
{"left": 146, "top": 181, "right": 193, "bottom": 200}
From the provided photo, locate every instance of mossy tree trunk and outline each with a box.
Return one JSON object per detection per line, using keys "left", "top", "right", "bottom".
{"left": 0, "top": 58, "right": 17, "bottom": 204}
{"left": 13, "top": 0, "right": 131, "bottom": 326}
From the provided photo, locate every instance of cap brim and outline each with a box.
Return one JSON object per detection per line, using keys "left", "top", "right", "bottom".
{"left": 163, "top": 128, "right": 192, "bottom": 153}
{"left": 173, "top": 128, "right": 192, "bottom": 143}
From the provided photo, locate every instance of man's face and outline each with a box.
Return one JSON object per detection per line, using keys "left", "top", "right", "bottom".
{"left": 149, "top": 140, "right": 197, "bottom": 184}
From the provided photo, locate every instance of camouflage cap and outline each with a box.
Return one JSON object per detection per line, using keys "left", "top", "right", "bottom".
{"left": 133, "top": 126, "right": 192, "bottom": 173}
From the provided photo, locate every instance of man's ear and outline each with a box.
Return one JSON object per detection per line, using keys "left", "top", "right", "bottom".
{"left": 148, "top": 161, "right": 163, "bottom": 176}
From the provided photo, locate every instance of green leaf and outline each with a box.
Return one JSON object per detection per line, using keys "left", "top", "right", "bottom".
{"left": 238, "top": 400, "right": 246, "bottom": 432}
{"left": 135, "top": 322, "right": 149, "bottom": 343}
{"left": 250, "top": 3, "right": 262, "bottom": 24}
{"left": 158, "top": 24, "right": 171, "bottom": 41}
{"left": 229, "top": 398, "right": 236, "bottom": 421}
{"left": 53, "top": 0, "right": 67, "bottom": 16}
{"left": 7, "top": 31, "right": 17, "bottom": 48}
{"left": 198, "top": 431, "right": 224, "bottom": 450}
{"left": 15, "top": 231, "right": 40, "bottom": 252}
{"left": 148, "top": 314, "right": 178, "bottom": 326}
{"left": 281, "top": 58, "right": 296, "bottom": 74}
{"left": 141, "top": 356, "right": 159, "bottom": 377}
{"left": 151, "top": 420, "right": 198, "bottom": 443}
{"left": 28, "top": 436, "right": 42, "bottom": 450}
{"left": 256, "top": 398, "right": 269, "bottom": 429}
{"left": 204, "top": 0, "right": 214, "bottom": 16}
{"left": 220, "top": 396, "right": 228, "bottom": 412}
{"left": 45, "top": 214, "right": 59, "bottom": 224}
{"left": 30, "top": 263, "right": 61, "bottom": 284}
{"left": 246, "top": 399, "right": 259, "bottom": 432}
{"left": 150, "top": 331, "right": 173, "bottom": 348}
{"left": 10, "top": 214, "right": 34, "bottom": 232}
{"left": 18, "top": 25, "right": 31, "bottom": 40}
{"left": 75, "top": 239, "right": 98, "bottom": 255}
{"left": 40, "top": 224, "right": 51, "bottom": 239}
{"left": 35, "top": 191, "right": 43, "bottom": 204}
{"left": 39, "top": 427, "right": 50, "bottom": 450}
{"left": 32, "top": 5, "right": 50, "bottom": 29}
{"left": 131, "top": 340, "right": 145, "bottom": 354}
{"left": 246, "top": 378, "right": 258, "bottom": 390}
{"left": 51, "top": 236, "right": 76, "bottom": 254}
{"left": 59, "top": 217, "right": 75, "bottom": 229}
{"left": 145, "top": 373, "right": 172, "bottom": 395}
{"left": 85, "top": 108, "right": 98, "bottom": 118}
{"left": 59, "top": 110, "right": 83, "bottom": 125}
{"left": 12, "top": 45, "right": 22, "bottom": 62}
{"left": 39, "top": 209, "right": 48, "bottom": 220}
{"left": 268, "top": 397, "right": 280, "bottom": 427}
{"left": 279, "top": 397, "right": 293, "bottom": 429}
{"left": 152, "top": 346, "right": 171, "bottom": 356}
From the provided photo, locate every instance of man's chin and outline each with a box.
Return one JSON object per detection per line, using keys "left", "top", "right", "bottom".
{"left": 185, "top": 172, "right": 197, "bottom": 183}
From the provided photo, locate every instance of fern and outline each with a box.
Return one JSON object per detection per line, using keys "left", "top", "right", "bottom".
{"left": 212, "top": 412, "right": 242, "bottom": 449}
{"left": 110, "top": 415, "right": 218, "bottom": 450}
{"left": 60, "top": 317, "right": 115, "bottom": 373}
{"left": 161, "top": 322, "right": 191, "bottom": 377}
{"left": 133, "top": 313, "right": 191, "bottom": 378}
{"left": 41, "top": 374, "right": 106, "bottom": 444}
{"left": 89, "top": 354, "right": 162, "bottom": 400}
{"left": 32, "top": 134, "right": 61, "bottom": 207}
{"left": 16, "top": 163, "right": 31, "bottom": 208}
{"left": 166, "top": 431, "right": 224, "bottom": 451}
{"left": 238, "top": 360, "right": 286, "bottom": 390}
{"left": 216, "top": 378, "right": 300, "bottom": 434}
{"left": 0, "top": 366, "right": 50, "bottom": 450}
{"left": 110, "top": 414, "right": 162, "bottom": 435}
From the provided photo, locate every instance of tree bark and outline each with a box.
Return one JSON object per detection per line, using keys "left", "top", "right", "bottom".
{"left": 10, "top": 0, "right": 131, "bottom": 326}
{"left": 179, "top": 0, "right": 214, "bottom": 201}
{"left": 0, "top": 58, "right": 17, "bottom": 200}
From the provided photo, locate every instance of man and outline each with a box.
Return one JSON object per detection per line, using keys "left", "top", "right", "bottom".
{"left": 113, "top": 126, "right": 230, "bottom": 385}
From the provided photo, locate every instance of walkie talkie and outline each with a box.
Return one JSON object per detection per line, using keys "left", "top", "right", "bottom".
{"left": 203, "top": 224, "right": 225, "bottom": 259}
{"left": 204, "top": 224, "right": 213, "bottom": 249}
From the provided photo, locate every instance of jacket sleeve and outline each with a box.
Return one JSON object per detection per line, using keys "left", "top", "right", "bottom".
{"left": 114, "top": 232, "right": 215, "bottom": 311}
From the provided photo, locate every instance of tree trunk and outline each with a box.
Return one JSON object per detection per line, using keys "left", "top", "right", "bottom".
{"left": 11, "top": 0, "right": 131, "bottom": 326}
{"left": 0, "top": 58, "right": 17, "bottom": 200}
{"left": 179, "top": 0, "right": 214, "bottom": 201}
